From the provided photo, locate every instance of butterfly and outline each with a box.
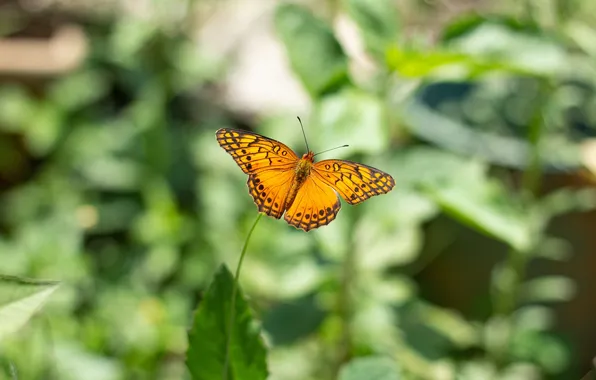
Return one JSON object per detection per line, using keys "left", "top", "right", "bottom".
{"left": 216, "top": 123, "right": 395, "bottom": 231}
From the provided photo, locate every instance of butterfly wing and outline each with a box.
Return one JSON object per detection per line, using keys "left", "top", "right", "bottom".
{"left": 216, "top": 128, "right": 299, "bottom": 219}
{"left": 248, "top": 170, "right": 295, "bottom": 219}
{"left": 216, "top": 128, "right": 299, "bottom": 174}
{"left": 312, "top": 160, "right": 395, "bottom": 205}
{"left": 284, "top": 176, "right": 341, "bottom": 231}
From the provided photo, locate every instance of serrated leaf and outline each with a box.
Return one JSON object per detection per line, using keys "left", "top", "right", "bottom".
{"left": 186, "top": 265, "right": 267, "bottom": 380}
{"left": 0, "top": 275, "right": 60, "bottom": 341}
{"left": 275, "top": 3, "right": 350, "bottom": 96}
{"left": 339, "top": 356, "right": 400, "bottom": 380}
{"left": 343, "top": 0, "right": 399, "bottom": 57}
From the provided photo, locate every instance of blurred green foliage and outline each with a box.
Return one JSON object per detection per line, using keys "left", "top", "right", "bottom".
{"left": 1, "top": 0, "right": 596, "bottom": 379}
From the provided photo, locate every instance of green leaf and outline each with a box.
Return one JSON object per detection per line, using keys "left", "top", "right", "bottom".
{"left": 339, "top": 356, "right": 400, "bottom": 380}
{"left": 343, "top": 0, "right": 399, "bottom": 57}
{"left": 0, "top": 274, "right": 60, "bottom": 341}
{"left": 312, "top": 88, "right": 389, "bottom": 155}
{"left": 386, "top": 14, "right": 567, "bottom": 79}
{"left": 49, "top": 70, "right": 110, "bottom": 112}
{"left": 440, "top": 15, "right": 566, "bottom": 77}
{"left": 401, "top": 97, "right": 582, "bottom": 171}
{"left": 186, "top": 265, "right": 267, "bottom": 380}
{"left": 275, "top": 3, "right": 350, "bottom": 97}
{"left": 395, "top": 148, "right": 532, "bottom": 251}
{"left": 521, "top": 276, "right": 576, "bottom": 303}
{"left": 262, "top": 294, "right": 326, "bottom": 346}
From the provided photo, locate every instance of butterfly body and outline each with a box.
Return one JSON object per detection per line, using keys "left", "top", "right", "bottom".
{"left": 216, "top": 128, "right": 395, "bottom": 231}
{"left": 285, "top": 151, "right": 315, "bottom": 210}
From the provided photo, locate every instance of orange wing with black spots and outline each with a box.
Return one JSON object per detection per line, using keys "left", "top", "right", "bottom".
{"left": 284, "top": 176, "right": 341, "bottom": 231}
{"left": 248, "top": 170, "right": 295, "bottom": 219}
{"left": 216, "top": 128, "right": 298, "bottom": 174}
{"left": 312, "top": 160, "right": 395, "bottom": 205}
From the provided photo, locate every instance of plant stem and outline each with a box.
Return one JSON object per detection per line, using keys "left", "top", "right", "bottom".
{"left": 223, "top": 212, "right": 263, "bottom": 380}
{"left": 492, "top": 80, "right": 549, "bottom": 365}
{"left": 333, "top": 212, "right": 359, "bottom": 377}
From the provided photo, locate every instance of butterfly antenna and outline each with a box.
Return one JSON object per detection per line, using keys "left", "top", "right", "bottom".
{"left": 313, "top": 144, "right": 349, "bottom": 157}
{"left": 297, "top": 116, "right": 310, "bottom": 153}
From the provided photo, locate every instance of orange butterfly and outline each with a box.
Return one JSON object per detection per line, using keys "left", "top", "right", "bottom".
{"left": 216, "top": 122, "right": 395, "bottom": 231}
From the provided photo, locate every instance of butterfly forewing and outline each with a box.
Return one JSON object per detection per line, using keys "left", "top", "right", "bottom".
{"left": 284, "top": 177, "right": 341, "bottom": 231}
{"left": 216, "top": 128, "right": 299, "bottom": 174}
{"left": 312, "top": 160, "right": 395, "bottom": 205}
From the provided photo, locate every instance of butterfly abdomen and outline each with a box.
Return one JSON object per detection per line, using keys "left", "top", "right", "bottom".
{"left": 283, "top": 153, "right": 314, "bottom": 210}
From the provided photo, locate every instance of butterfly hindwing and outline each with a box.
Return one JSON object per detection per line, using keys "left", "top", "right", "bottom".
{"left": 312, "top": 159, "right": 395, "bottom": 205}
{"left": 284, "top": 177, "right": 341, "bottom": 231}
{"left": 216, "top": 128, "right": 299, "bottom": 174}
{"left": 248, "top": 170, "right": 295, "bottom": 219}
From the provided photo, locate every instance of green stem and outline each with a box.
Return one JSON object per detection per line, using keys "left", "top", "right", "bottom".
{"left": 222, "top": 213, "right": 263, "bottom": 380}
{"left": 491, "top": 81, "right": 549, "bottom": 366}
{"left": 333, "top": 210, "right": 359, "bottom": 377}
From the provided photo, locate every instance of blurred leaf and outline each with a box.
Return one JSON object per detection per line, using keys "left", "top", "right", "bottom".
{"left": 402, "top": 97, "right": 582, "bottom": 171}
{"left": 388, "top": 14, "right": 567, "bottom": 78}
{"left": 440, "top": 16, "right": 567, "bottom": 77}
{"left": 538, "top": 188, "right": 596, "bottom": 217}
{"left": 109, "top": 18, "right": 158, "bottom": 67}
{"left": 186, "top": 265, "right": 268, "bottom": 380}
{"left": 510, "top": 330, "right": 570, "bottom": 374}
{"left": 520, "top": 276, "right": 576, "bottom": 303}
{"left": 0, "top": 275, "right": 59, "bottom": 341}
{"left": 425, "top": 181, "right": 531, "bottom": 251}
{"left": 312, "top": 88, "right": 388, "bottom": 155}
{"left": 275, "top": 3, "right": 350, "bottom": 96}
{"left": 54, "top": 343, "right": 122, "bottom": 380}
{"left": 49, "top": 70, "right": 110, "bottom": 111}
{"left": 24, "top": 102, "right": 65, "bottom": 157}
{"left": 263, "top": 294, "right": 326, "bottom": 346}
{"left": 387, "top": 47, "right": 494, "bottom": 78}
{"left": 396, "top": 148, "right": 532, "bottom": 251}
{"left": 0, "top": 86, "right": 34, "bottom": 132}
{"left": 514, "top": 306, "right": 556, "bottom": 332}
{"left": 339, "top": 356, "right": 400, "bottom": 380}
{"left": 343, "top": 0, "right": 399, "bottom": 57}
{"left": 356, "top": 189, "right": 437, "bottom": 269}
{"left": 566, "top": 21, "right": 596, "bottom": 58}
{"left": 440, "top": 14, "right": 541, "bottom": 42}
{"left": 420, "top": 303, "right": 479, "bottom": 349}
{"left": 0, "top": 357, "right": 17, "bottom": 379}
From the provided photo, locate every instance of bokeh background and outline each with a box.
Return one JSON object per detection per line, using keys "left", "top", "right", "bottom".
{"left": 1, "top": 0, "right": 596, "bottom": 379}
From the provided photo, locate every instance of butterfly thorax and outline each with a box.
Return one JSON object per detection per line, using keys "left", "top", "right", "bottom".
{"left": 283, "top": 152, "right": 315, "bottom": 210}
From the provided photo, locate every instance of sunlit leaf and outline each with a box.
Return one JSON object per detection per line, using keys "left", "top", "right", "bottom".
{"left": 275, "top": 3, "right": 350, "bottom": 96}
{"left": 0, "top": 275, "right": 59, "bottom": 341}
{"left": 186, "top": 265, "right": 268, "bottom": 380}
